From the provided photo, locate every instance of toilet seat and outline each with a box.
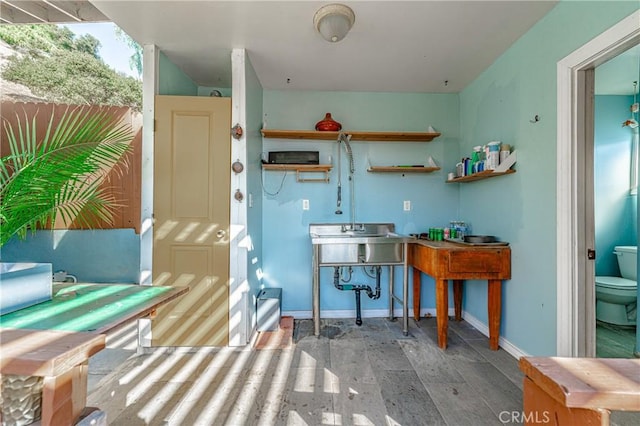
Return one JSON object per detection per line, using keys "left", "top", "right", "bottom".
{"left": 595, "top": 276, "right": 637, "bottom": 290}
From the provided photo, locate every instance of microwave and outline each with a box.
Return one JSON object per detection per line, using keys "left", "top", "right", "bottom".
{"left": 268, "top": 151, "right": 319, "bottom": 165}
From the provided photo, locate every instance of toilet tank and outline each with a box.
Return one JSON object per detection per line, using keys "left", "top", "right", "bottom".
{"left": 614, "top": 246, "right": 637, "bottom": 281}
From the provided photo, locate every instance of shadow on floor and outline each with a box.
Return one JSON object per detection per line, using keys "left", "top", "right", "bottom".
{"left": 88, "top": 317, "right": 640, "bottom": 425}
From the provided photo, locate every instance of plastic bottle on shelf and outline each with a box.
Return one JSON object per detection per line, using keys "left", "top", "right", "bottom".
{"left": 500, "top": 144, "right": 511, "bottom": 164}
{"left": 471, "top": 146, "right": 482, "bottom": 173}
{"left": 486, "top": 141, "right": 501, "bottom": 170}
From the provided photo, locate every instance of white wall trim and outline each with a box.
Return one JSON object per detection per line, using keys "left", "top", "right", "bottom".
{"left": 462, "top": 312, "right": 529, "bottom": 360}
{"left": 229, "top": 49, "right": 250, "bottom": 347}
{"left": 283, "top": 309, "right": 527, "bottom": 359}
{"left": 283, "top": 308, "right": 455, "bottom": 319}
{"left": 556, "top": 10, "right": 640, "bottom": 357}
{"left": 138, "top": 44, "right": 158, "bottom": 349}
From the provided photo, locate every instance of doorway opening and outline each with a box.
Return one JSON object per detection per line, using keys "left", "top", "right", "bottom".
{"left": 557, "top": 10, "right": 640, "bottom": 357}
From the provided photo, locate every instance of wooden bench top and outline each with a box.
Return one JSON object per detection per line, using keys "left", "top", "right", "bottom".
{"left": 0, "top": 283, "right": 188, "bottom": 334}
{"left": 519, "top": 356, "right": 640, "bottom": 411}
{"left": 0, "top": 328, "right": 105, "bottom": 377}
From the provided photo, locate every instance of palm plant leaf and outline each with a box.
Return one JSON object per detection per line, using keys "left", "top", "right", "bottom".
{"left": 0, "top": 106, "right": 134, "bottom": 247}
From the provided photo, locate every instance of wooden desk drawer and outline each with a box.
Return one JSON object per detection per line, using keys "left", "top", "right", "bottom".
{"left": 448, "top": 250, "right": 504, "bottom": 273}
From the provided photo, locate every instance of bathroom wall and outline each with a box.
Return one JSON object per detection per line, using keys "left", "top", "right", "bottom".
{"left": 595, "top": 95, "right": 638, "bottom": 276}
{"left": 261, "top": 91, "right": 460, "bottom": 315}
{"left": 458, "top": 1, "right": 639, "bottom": 355}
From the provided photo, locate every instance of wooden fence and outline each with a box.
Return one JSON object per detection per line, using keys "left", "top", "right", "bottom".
{"left": 0, "top": 102, "right": 142, "bottom": 233}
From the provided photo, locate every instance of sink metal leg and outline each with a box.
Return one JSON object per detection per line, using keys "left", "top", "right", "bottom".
{"left": 388, "top": 265, "right": 394, "bottom": 321}
{"left": 312, "top": 245, "right": 320, "bottom": 336}
{"left": 403, "top": 242, "right": 409, "bottom": 336}
{"left": 355, "top": 290, "right": 362, "bottom": 326}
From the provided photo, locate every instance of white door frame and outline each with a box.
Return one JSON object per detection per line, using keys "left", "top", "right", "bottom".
{"left": 557, "top": 10, "right": 640, "bottom": 357}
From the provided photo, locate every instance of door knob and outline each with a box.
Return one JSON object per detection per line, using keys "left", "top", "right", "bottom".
{"left": 216, "top": 229, "right": 226, "bottom": 238}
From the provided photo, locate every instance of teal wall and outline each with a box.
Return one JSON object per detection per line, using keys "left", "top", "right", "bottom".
{"left": 458, "top": 1, "right": 639, "bottom": 355}
{"left": 261, "top": 91, "right": 460, "bottom": 314}
{"left": 595, "top": 95, "right": 638, "bottom": 276}
{"left": 245, "top": 53, "right": 264, "bottom": 326}
{"left": 158, "top": 51, "right": 198, "bottom": 96}
{"left": 1, "top": 230, "right": 140, "bottom": 282}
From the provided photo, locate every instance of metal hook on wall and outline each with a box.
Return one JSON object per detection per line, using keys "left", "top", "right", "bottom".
{"left": 530, "top": 114, "right": 540, "bottom": 124}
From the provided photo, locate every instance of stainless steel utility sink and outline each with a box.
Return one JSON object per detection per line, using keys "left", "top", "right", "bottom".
{"left": 310, "top": 223, "right": 408, "bottom": 264}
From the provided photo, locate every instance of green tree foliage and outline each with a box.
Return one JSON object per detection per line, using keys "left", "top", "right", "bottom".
{"left": 115, "top": 27, "right": 142, "bottom": 78}
{"left": 0, "top": 24, "right": 141, "bottom": 110}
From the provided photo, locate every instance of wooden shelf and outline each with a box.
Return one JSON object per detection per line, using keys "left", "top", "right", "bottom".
{"left": 446, "top": 169, "right": 516, "bottom": 183}
{"left": 261, "top": 129, "right": 441, "bottom": 142}
{"left": 367, "top": 166, "right": 441, "bottom": 173}
{"left": 261, "top": 163, "right": 332, "bottom": 183}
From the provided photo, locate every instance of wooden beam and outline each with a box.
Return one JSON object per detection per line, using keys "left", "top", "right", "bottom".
{"left": 3, "top": 0, "right": 49, "bottom": 22}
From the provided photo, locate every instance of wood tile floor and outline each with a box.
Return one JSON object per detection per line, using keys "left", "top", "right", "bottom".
{"left": 88, "top": 318, "right": 640, "bottom": 425}
{"left": 596, "top": 321, "right": 637, "bottom": 358}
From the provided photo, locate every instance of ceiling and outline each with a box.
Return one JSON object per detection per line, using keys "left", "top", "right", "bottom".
{"left": 0, "top": 0, "right": 107, "bottom": 24}
{"left": 90, "top": 0, "right": 560, "bottom": 93}
{"left": 1, "top": 1, "right": 637, "bottom": 95}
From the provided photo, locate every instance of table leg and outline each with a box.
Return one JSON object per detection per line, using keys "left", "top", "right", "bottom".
{"left": 436, "top": 279, "right": 449, "bottom": 349}
{"left": 487, "top": 279, "right": 502, "bottom": 350}
{"left": 412, "top": 267, "right": 421, "bottom": 321}
{"left": 453, "top": 280, "right": 463, "bottom": 321}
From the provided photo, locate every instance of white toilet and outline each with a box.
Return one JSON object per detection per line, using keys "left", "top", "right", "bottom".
{"left": 595, "top": 246, "right": 637, "bottom": 326}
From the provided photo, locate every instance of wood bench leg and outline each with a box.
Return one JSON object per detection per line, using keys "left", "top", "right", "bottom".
{"left": 41, "top": 362, "right": 88, "bottom": 426}
{"left": 523, "top": 376, "right": 610, "bottom": 426}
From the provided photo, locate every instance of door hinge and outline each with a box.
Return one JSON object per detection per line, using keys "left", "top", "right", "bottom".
{"left": 587, "top": 249, "right": 596, "bottom": 260}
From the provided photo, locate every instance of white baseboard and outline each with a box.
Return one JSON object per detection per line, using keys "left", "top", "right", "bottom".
{"left": 282, "top": 308, "right": 455, "bottom": 320}
{"left": 462, "top": 311, "right": 529, "bottom": 359}
{"left": 283, "top": 309, "right": 529, "bottom": 359}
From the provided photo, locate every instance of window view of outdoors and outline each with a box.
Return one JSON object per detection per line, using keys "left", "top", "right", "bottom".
{"left": 0, "top": 22, "right": 142, "bottom": 110}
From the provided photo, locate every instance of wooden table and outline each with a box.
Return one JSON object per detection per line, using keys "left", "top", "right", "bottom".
{"left": 409, "top": 240, "right": 511, "bottom": 350}
{"left": 520, "top": 357, "right": 640, "bottom": 425}
{"left": 0, "top": 283, "right": 187, "bottom": 425}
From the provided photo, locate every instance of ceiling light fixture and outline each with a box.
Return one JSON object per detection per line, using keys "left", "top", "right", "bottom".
{"left": 313, "top": 3, "right": 355, "bottom": 43}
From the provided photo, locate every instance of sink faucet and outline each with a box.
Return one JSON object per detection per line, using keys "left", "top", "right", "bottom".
{"left": 337, "top": 132, "right": 356, "bottom": 229}
{"left": 340, "top": 223, "right": 364, "bottom": 233}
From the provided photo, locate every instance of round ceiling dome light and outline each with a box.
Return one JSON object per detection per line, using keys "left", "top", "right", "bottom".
{"left": 313, "top": 3, "right": 355, "bottom": 43}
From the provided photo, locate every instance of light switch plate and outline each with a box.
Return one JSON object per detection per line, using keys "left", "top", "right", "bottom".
{"left": 403, "top": 200, "right": 411, "bottom": 211}
{"left": 303, "top": 199, "right": 310, "bottom": 210}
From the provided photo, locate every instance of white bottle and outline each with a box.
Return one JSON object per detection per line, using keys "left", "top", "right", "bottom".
{"left": 500, "top": 144, "right": 511, "bottom": 164}
{"left": 486, "top": 141, "right": 501, "bottom": 170}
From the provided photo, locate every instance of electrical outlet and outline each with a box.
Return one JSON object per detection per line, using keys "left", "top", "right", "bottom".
{"left": 303, "top": 199, "right": 310, "bottom": 210}
{"left": 403, "top": 200, "right": 411, "bottom": 211}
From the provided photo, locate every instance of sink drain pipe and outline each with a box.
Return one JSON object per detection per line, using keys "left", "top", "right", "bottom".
{"left": 333, "top": 266, "right": 381, "bottom": 326}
